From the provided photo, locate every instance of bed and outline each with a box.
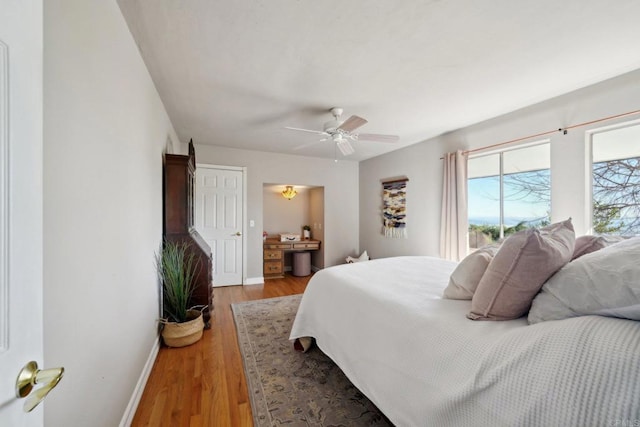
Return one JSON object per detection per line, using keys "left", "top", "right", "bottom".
{"left": 289, "top": 255, "right": 640, "bottom": 427}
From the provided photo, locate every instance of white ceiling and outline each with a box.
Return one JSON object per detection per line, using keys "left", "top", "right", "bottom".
{"left": 118, "top": 0, "right": 640, "bottom": 162}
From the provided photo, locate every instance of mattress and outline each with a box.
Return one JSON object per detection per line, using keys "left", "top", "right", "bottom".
{"left": 290, "top": 256, "right": 640, "bottom": 426}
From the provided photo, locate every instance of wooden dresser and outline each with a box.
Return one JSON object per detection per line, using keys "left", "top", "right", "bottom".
{"left": 163, "top": 141, "right": 213, "bottom": 327}
{"left": 263, "top": 239, "right": 321, "bottom": 279}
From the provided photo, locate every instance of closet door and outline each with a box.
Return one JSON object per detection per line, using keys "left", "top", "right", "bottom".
{"left": 195, "top": 165, "right": 245, "bottom": 286}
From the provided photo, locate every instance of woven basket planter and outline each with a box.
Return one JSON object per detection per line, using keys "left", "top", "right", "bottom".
{"left": 161, "top": 309, "right": 204, "bottom": 348}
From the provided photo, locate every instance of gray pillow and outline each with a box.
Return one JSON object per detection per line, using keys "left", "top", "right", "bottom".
{"left": 468, "top": 219, "right": 575, "bottom": 321}
{"left": 528, "top": 237, "right": 640, "bottom": 324}
{"left": 572, "top": 235, "right": 625, "bottom": 260}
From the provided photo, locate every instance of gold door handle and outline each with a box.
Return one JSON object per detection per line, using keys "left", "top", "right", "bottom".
{"left": 15, "top": 361, "right": 64, "bottom": 412}
{"left": 234, "top": 232, "right": 242, "bottom": 236}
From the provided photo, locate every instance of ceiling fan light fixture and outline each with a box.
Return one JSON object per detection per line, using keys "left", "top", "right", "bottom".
{"left": 336, "top": 138, "right": 355, "bottom": 156}
{"left": 282, "top": 185, "right": 297, "bottom": 200}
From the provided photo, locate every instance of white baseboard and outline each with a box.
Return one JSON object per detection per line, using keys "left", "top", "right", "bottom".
{"left": 245, "top": 276, "right": 264, "bottom": 285}
{"left": 119, "top": 335, "right": 160, "bottom": 427}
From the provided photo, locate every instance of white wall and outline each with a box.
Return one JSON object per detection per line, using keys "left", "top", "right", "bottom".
{"left": 193, "top": 145, "right": 359, "bottom": 281}
{"left": 360, "top": 68, "right": 640, "bottom": 259}
{"left": 360, "top": 140, "right": 446, "bottom": 259}
{"left": 44, "top": 1, "right": 178, "bottom": 426}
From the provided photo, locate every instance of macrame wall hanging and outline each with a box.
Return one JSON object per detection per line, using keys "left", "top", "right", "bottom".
{"left": 382, "top": 177, "right": 408, "bottom": 238}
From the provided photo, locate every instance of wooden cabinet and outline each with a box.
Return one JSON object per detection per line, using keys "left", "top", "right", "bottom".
{"left": 163, "top": 141, "right": 213, "bottom": 327}
{"left": 263, "top": 239, "right": 320, "bottom": 279}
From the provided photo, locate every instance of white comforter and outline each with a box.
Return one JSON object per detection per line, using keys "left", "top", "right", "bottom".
{"left": 290, "top": 256, "right": 640, "bottom": 427}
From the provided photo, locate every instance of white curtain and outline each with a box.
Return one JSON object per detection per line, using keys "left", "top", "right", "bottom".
{"left": 440, "top": 150, "right": 468, "bottom": 261}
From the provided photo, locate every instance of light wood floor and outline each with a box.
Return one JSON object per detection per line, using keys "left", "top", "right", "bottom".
{"left": 131, "top": 274, "right": 311, "bottom": 427}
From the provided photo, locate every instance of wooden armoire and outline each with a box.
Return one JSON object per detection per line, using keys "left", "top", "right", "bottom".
{"left": 163, "top": 140, "right": 213, "bottom": 327}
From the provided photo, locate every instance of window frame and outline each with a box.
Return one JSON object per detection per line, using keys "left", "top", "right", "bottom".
{"left": 468, "top": 139, "right": 551, "bottom": 240}
{"left": 586, "top": 118, "right": 640, "bottom": 235}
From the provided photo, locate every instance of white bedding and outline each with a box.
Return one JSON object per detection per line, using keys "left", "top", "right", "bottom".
{"left": 290, "top": 256, "right": 640, "bottom": 427}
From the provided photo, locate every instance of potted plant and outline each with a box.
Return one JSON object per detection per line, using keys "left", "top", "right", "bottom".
{"left": 156, "top": 239, "right": 205, "bottom": 347}
{"left": 303, "top": 225, "right": 311, "bottom": 240}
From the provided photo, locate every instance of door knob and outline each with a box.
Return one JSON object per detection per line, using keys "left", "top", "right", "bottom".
{"left": 15, "top": 361, "right": 64, "bottom": 412}
{"left": 234, "top": 232, "right": 242, "bottom": 236}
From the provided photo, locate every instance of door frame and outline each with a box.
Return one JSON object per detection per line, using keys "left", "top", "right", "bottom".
{"left": 196, "top": 163, "right": 248, "bottom": 285}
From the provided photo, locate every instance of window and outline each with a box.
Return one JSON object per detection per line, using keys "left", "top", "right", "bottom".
{"left": 468, "top": 142, "right": 551, "bottom": 248}
{"left": 591, "top": 122, "right": 640, "bottom": 235}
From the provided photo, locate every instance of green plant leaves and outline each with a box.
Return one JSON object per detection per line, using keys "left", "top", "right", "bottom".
{"left": 156, "top": 240, "right": 200, "bottom": 323}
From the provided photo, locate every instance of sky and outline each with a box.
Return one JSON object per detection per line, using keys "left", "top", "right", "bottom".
{"left": 468, "top": 174, "right": 550, "bottom": 225}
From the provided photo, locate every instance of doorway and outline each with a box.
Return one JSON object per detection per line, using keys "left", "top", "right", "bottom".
{"left": 262, "top": 184, "right": 324, "bottom": 274}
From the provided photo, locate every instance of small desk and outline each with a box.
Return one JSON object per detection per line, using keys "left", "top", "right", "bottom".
{"left": 263, "top": 239, "right": 321, "bottom": 279}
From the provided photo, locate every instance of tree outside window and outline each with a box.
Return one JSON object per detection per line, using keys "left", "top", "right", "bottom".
{"left": 592, "top": 123, "right": 640, "bottom": 235}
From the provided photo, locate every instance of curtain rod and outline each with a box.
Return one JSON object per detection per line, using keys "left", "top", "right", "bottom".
{"left": 440, "top": 108, "right": 640, "bottom": 159}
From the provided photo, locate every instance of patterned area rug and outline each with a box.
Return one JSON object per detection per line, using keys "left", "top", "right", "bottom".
{"left": 232, "top": 295, "right": 392, "bottom": 426}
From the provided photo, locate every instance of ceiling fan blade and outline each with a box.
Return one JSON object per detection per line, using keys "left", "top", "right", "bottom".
{"left": 356, "top": 133, "right": 400, "bottom": 143}
{"left": 337, "top": 115, "right": 368, "bottom": 132}
{"left": 284, "top": 126, "right": 327, "bottom": 135}
{"left": 293, "top": 140, "right": 322, "bottom": 150}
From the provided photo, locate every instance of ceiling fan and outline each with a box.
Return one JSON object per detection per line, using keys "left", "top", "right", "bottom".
{"left": 285, "top": 107, "right": 399, "bottom": 156}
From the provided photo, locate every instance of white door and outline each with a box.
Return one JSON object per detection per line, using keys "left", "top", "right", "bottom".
{"left": 195, "top": 166, "right": 244, "bottom": 286}
{"left": 0, "top": 0, "right": 50, "bottom": 425}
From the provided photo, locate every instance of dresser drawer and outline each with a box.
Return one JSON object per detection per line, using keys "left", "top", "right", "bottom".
{"left": 265, "top": 243, "right": 291, "bottom": 249}
{"left": 293, "top": 242, "right": 319, "bottom": 250}
{"left": 264, "top": 249, "right": 282, "bottom": 260}
{"left": 264, "top": 261, "right": 283, "bottom": 275}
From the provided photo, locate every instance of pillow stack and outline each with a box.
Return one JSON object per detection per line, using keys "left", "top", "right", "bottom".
{"left": 449, "top": 219, "right": 575, "bottom": 321}
{"left": 444, "top": 219, "right": 640, "bottom": 323}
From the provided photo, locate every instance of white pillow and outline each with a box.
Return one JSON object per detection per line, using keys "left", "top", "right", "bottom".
{"left": 528, "top": 237, "right": 640, "bottom": 324}
{"left": 443, "top": 245, "right": 500, "bottom": 300}
{"left": 346, "top": 250, "right": 369, "bottom": 264}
